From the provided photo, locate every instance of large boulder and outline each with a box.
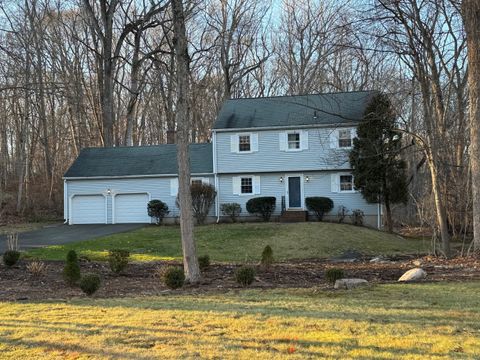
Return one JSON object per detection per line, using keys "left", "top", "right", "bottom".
{"left": 398, "top": 268, "right": 427, "bottom": 282}
{"left": 334, "top": 278, "right": 369, "bottom": 290}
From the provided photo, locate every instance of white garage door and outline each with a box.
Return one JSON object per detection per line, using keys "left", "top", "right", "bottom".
{"left": 71, "top": 195, "right": 106, "bottom": 224}
{"left": 114, "top": 193, "right": 150, "bottom": 223}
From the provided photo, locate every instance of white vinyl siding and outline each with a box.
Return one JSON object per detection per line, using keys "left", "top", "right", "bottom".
{"left": 71, "top": 195, "right": 106, "bottom": 224}
{"left": 114, "top": 193, "right": 150, "bottom": 223}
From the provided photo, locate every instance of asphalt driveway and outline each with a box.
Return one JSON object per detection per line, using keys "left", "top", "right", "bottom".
{"left": 0, "top": 224, "right": 146, "bottom": 254}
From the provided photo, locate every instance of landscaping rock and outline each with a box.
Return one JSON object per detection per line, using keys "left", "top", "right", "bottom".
{"left": 334, "top": 278, "right": 369, "bottom": 290}
{"left": 398, "top": 268, "right": 427, "bottom": 282}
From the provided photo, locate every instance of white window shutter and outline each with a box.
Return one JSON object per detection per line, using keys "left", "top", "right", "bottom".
{"left": 351, "top": 128, "right": 357, "bottom": 140}
{"left": 279, "top": 132, "right": 287, "bottom": 151}
{"left": 251, "top": 133, "right": 259, "bottom": 152}
{"left": 231, "top": 135, "right": 239, "bottom": 153}
{"left": 254, "top": 176, "right": 261, "bottom": 194}
{"left": 301, "top": 130, "right": 309, "bottom": 150}
{"left": 329, "top": 130, "right": 338, "bottom": 149}
{"left": 331, "top": 174, "right": 339, "bottom": 193}
{"left": 170, "top": 178, "right": 179, "bottom": 196}
{"left": 232, "top": 177, "right": 241, "bottom": 195}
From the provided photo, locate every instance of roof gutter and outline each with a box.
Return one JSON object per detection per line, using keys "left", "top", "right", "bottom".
{"left": 63, "top": 172, "right": 214, "bottom": 180}
{"left": 212, "top": 121, "right": 360, "bottom": 133}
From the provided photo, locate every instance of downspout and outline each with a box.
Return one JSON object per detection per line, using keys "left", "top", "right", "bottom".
{"left": 377, "top": 202, "right": 381, "bottom": 229}
{"left": 63, "top": 179, "right": 68, "bottom": 224}
{"left": 213, "top": 130, "right": 221, "bottom": 223}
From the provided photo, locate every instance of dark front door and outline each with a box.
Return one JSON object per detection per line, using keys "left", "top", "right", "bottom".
{"left": 288, "top": 177, "right": 301, "bottom": 208}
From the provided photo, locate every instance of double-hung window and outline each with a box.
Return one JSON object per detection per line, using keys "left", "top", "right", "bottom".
{"left": 241, "top": 177, "right": 253, "bottom": 194}
{"left": 287, "top": 133, "right": 300, "bottom": 150}
{"left": 339, "top": 175, "right": 354, "bottom": 192}
{"left": 239, "top": 135, "right": 251, "bottom": 152}
{"left": 338, "top": 129, "right": 352, "bottom": 148}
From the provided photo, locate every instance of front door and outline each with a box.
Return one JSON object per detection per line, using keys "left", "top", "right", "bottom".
{"left": 288, "top": 176, "right": 301, "bottom": 208}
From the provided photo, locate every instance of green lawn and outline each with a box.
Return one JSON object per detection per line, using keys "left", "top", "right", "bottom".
{"left": 1, "top": 282, "right": 479, "bottom": 359}
{"left": 26, "top": 222, "right": 428, "bottom": 262}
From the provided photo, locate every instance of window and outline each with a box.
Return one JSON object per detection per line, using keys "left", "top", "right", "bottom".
{"left": 191, "top": 179, "right": 203, "bottom": 186}
{"left": 340, "top": 175, "right": 354, "bottom": 191}
{"left": 287, "top": 133, "right": 300, "bottom": 150}
{"left": 241, "top": 177, "right": 253, "bottom": 194}
{"left": 338, "top": 129, "right": 352, "bottom": 148}
{"left": 239, "top": 135, "right": 251, "bottom": 152}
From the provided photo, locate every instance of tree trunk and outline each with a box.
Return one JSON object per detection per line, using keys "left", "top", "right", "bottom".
{"left": 125, "top": 32, "right": 141, "bottom": 147}
{"left": 462, "top": 0, "right": 480, "bottom": 252}
{"left": 171, "top": 0, "right": 200, "bottom": 282}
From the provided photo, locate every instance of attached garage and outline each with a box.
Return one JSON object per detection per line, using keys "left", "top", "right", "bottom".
{"left": 114, "top": 193, "right": 150, "bottom": 224}
{"left": 71, "top": 195, "right": 106, "bottom": 224}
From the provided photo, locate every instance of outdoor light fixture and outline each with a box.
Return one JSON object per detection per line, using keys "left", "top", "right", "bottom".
{"left": 279, "top": 176, "right": 283, "bottom": 183}
{"left": 106, "top": 189, "right": 111, "bottom": 195}
{"left": 305, "top": 176, "right": 310, "bottom": 182}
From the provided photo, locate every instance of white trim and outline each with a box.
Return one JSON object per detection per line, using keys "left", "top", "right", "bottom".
{"left": 285, "top": 174, "right": 305, "bottom": 209}
{"left": 338, "top": 173, "right": 357, "bottom": 193}
{"left": 234, "top": 175, "right": 257, "bottom": 196}
{"left": 63, "top": 180, "right": 68, "bottom": 223}
{"left": 63, "top": 173, "right": 213, "bottom": 180}
{"left": 213, "top": 122, "right": 360, "bottom": 133}
{"left": 285, "top": 131, "right": 302, "bottom": 152}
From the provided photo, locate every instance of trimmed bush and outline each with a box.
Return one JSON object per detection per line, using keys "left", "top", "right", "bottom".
{"left": 147, "top": 200, "right": 169, "bottom": 225}
{"left": 325, "top": 268, "right": 344, "bottom": 284}
{"left": 162, "top": 267, "right": 185, "bottom": 289}
{"left": 198, "top": 255, "right": 210, "bottom": 271}
{"left": 108, "top": 249, "right": 130, "bottom": 274}
{"left": 235, "top": 266, "right": 256, "bottom": 287}
{"left": 63, "top": 250, "right": 81, "bottom": 286}
{"left": 305, "top": 197, "right": 334, "bottom": 221}
{"left": 246, "top": 197, "right": 276, "bottom": 221}
{"left": 3, "top": 250, "right": 20, "bottom": 267}
{"left": 79, "top": 273, "right": 101, "bottom": 296}
{"left": 350, "top": 209, "right": 365, "bottom": 226}
{"left": 221, "top": 203, "right": 242, "bottom": 222}
{"left": 260, "top": 245, "right": 274, "bottom": 269}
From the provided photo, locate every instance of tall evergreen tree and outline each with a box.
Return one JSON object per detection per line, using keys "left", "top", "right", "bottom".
{"left": 349, "top": 93, "right": 408, "bottom": 233}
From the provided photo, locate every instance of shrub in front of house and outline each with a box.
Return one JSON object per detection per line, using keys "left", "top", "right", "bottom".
{"left": 246, "top": 197, "right": 276, "bottom": 221}
{"left": 63, "top": 250, "right": 81, "bottom": 285}
{"left": 3, "top": 250, "right": 20, "bottom": 267}
{"left": 147, "top": 200, "right": 169, "bottom": 225}
{"left": 260, "top": 245, "right": 274, "bottom": 269}
{"left": 325, "top": 268, "right": 344, "bottom": 284}
{"left": 305, "top": 197, "right": 334, "bottom": 221}
{"left": 198, "top": 255, "right": 210, "bottom": 271}
{"left": 79, "top": 273, "right": 101, "bottom": 296}
{"left": 108, "top": 249, "right": 130, "bottom": 274}
{"left": 162, "top": 267, "right": 185, "bottom": 289}
{"left": 350, "top": 209, "right": 365, "bottom": 226}
{"left": 220, "top": 203, "right": 242, "bottom": 222}
{"left": 180, "top": 183, "right": 216, "bottom": 225}
{"left": 235, "top": 266, "right": 256, "bottom": 286}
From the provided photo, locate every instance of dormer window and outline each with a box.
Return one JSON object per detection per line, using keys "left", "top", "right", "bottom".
{"left": 287, "top": 133, "right": 300, "bottom": 150}
{"left": 239, "top": 135, "right": 251, "bottom": 152}
{"left": 338, "top": 129, "right": 352, "bottom": 148}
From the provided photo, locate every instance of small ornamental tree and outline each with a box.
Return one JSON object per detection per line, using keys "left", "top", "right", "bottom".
{"left": 305, "top": 197, "right": 334, "bottom": 221}
{"left": 191, "top": 183, "right": 216, "bottom": 225}
{"left": 349, "top": 93, "right": 408, "bottom": 233}
{"left": 63, "top": 250, "right": 81, "bottom": 286}
{"left": 246, "top": 197, "right": 276, "bottom": 221}
{"left": 147, "top": 200, "right": 169, "bottom": 225}
{"left": 221, "top": 203, "right": 242, "bottom": 222}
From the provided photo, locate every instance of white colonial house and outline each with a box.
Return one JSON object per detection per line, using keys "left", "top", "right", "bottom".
{"left": 63, "top": 90, "right": 382, "bottom": 227}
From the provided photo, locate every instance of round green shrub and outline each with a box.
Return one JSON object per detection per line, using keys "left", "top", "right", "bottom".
{"left": 260, "top": 245, "right": 274, "bottom": 268}
{"left": 325, "top": 268, "right": 345, "bottom": 284}
{"left": 147, "top": 199, "right": 170, "bottom": 225}
{"left": 79, "top": 273, "right": 101, "bottom": 296}
{"left": 3, "top": 250, "right": 20, "bottom": 267}
{"left": 108, "top": 249, "right": 130, "bottom": 274}
{"left": 63, "top": 250, "right": 81, "bottom": 285}
{"left": 305, "top": 197, "right": 334, "bottom": 221}
{"left": 235, "top": 266, "right": 256, "bottom": 287}
{"left": 162, "top": 267, "right": 185, "bottom": 289}
{"left": 198, "top": 255, "right": 210, "bottom": 271}
{"left": 246, "top": 197, "right": 276, "bottom": 221}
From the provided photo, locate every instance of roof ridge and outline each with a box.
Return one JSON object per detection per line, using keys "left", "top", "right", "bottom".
{"left": 226, "top": 90, "right": 378, "bottom": 102}
{"left": 83, "top": 142, "right": 211, "bottom": 151}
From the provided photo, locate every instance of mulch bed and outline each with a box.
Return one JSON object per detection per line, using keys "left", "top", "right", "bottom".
{"left": 1, "top": 256, "right": 480, "bottom": 301}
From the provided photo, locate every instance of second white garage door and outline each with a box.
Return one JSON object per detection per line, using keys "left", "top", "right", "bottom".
{"left": 114, "top": 193, "right": 150, "bottom": 223}
{"left": 71, "top": 195, "right": 106, "bottom": 224}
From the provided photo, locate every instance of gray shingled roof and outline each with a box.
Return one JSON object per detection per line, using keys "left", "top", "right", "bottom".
{"left": 213, "top": 91, "right": 378, "bottom": 130}
{"left": 64, "top": 143, "right": 212, "bottom": 178}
